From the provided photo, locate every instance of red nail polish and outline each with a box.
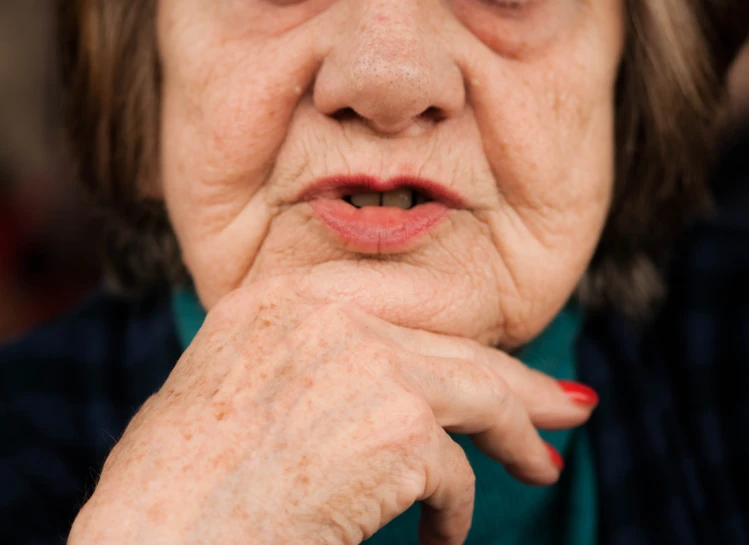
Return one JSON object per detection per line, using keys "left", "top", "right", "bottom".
{"left": 558, "top": 380, "right": 599, "bottom": 407}
{"left": 546, "top": 443, "right": 565, "bottom": 471}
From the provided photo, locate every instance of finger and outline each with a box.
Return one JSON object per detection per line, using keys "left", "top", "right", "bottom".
{"left": 355, "top": 311, "right": 596, "bottom": 430}
{"left": 418, "top": 427, "right": 475, "bottom": 545}
{"left": 399, "top": 354, "right": 562, "bottom": 485}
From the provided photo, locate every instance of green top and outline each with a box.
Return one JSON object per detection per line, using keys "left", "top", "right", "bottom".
{"left": 172, "top": 290, "right": 597, "bottom": 545}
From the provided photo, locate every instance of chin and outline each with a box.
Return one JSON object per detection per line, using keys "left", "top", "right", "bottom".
{"left": 239, "top": 256, "right": 509, "bottom": 345}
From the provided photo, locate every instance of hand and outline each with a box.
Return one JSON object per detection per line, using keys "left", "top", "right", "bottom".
{"left": 69, "top": 278, "right": 595, "bottom": 545}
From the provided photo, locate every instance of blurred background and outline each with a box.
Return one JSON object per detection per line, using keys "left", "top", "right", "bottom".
{"left": 0, "top": 1, "right": 746, "bottom": 343}
{"left": 0, "top": 0, "right": 99, "bottom": 341}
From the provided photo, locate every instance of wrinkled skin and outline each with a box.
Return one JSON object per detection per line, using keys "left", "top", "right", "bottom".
{"left": 160, "top": 0, "right": 624, "bottom": 348}
{"left": 70, "top": 279, "right": 594, "bottom": 544}
{"left": 70, "top": 1, "right": 624, "bottom": 543}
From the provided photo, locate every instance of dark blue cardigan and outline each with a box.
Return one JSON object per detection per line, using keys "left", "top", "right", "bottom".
{"left": 580, "top": 124, "right": 749, "bottom": 545}
{"left": 2, "top": 128, "right": 748, "bottom": 544}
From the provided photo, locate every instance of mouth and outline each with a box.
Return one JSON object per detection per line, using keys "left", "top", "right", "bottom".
{"left": 342, "top": 188, "right": 432, "bottom": 210}
{"left": 300, "top": 175, "right": 464, "bottom": 253}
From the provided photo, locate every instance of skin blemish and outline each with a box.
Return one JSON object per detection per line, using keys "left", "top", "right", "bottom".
{"left": 257, "top": 317, "right": 274, "bottom": 330}
{"left": 147, "top": 501, "right": 167, "bottom": 524}
{"left": 213, "top": 400, "right": 234, "bottom": 421}
{"left": 232, "top": 504, "right": 250, "bottom": 521}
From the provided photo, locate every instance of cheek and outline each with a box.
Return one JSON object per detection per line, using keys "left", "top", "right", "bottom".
{"left": 473, "top": 53, "right": 616, "bottom": 214}
{"left": 159, "top": 39, "right": 315, "bottom": 305}
{"left": 466, "top": 0, "right": 622, "bottom": 217}
{"left": 161, "top": 35, "right": 310, "bottom": 199}
{"left": 464, "top": 47, "right": 619, "bottom": 343}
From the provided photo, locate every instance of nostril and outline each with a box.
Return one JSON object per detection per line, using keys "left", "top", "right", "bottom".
{"left": 420, "top": 106, "right": 446, "bottom": 124}
{"left": 331, "top": 107, "right": 361, "bottom": 123}
{"left": 331, "top": 106, "right": 446, "bottom": 129}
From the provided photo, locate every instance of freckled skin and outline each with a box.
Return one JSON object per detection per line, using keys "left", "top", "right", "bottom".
{"left": 69, "top": 280, "right": 597, "bottom": 543}
{"left": 70, "top": 1, "right": 624, "bottom": 543}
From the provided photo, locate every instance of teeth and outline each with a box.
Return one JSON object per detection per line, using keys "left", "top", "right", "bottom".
{"left": 347, "top": 189, "right": 427, "bottom": 209}
{"left": 381, "top": 188, "right": 414, "bottom": 210}
{"left": 349, "top": 192, "right": 382, "bottom": 208}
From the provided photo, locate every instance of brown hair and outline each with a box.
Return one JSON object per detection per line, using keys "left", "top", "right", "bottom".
{"left": 58, "top": 0, "right": 748, "bottom": 319}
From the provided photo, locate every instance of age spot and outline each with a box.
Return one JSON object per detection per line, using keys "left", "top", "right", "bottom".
{"left": 213, "top": 400, "right": 234, "bottom": 421}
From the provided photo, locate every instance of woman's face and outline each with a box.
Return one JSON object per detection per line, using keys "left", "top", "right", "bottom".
{"left": 158, "top": 0, "right": 624, "bottom": 348}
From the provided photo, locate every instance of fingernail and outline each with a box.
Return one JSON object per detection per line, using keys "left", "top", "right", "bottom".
{"left": 558, "top": 380, "right": 599, "bottom": 407}
{"left": 546, "top": 443, "right": 565, "bottom": 471}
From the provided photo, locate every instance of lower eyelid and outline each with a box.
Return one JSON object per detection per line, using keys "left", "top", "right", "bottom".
{"left": 493, "top": 0, "right": 532, "bottom": 6}
{"left": 482, "top": 0, "right": 539, "bottom": 9}
{"left": 464, "top": 0, "right": 548, "bottom": 23}
{"left": 453, "top": 0, "right": 568, "bottom": 58}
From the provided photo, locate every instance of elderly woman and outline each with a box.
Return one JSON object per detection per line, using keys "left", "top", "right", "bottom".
{"left": 2, "top": 1, "right": 748, "bottom": 544}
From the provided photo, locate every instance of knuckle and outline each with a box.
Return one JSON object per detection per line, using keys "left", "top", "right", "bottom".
{"left": 457, "top": 338, "right": 482, "bottom": 362}
{"left": 313, "top": 302, "right": 353, "bottom": 326}
{"left": 450, "top": 441, "right": 476, "bottom": 484}
{"left": 295, "top": 302, "right": 354, "bottom": 339}
{"left": 361, "top": 341, "right": 400, "bottom": 376}
{"left": 482, "top": 367, "right": 512, "bottom": 407}
{"left": 455, "top": 452, "right": 476, "bottom": 486}
{"left": 454, "top": 476, "right": 477, "bottom": 515}
{"left": 484, "top": 371, "right": 523, "bottom": 435}
{"left": 445, "top": 447, "right": 476, "bottom": 494}
{"left": 386, "top": 397, "right": 437, "bottom": 450}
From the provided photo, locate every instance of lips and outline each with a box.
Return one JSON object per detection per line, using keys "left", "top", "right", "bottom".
{"left": 301, "top": 175, "right": 464, "bottom": 253}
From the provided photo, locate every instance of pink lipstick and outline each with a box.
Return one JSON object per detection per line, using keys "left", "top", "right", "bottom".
{"left": 301, "top": 175, "right": 464, "bottom": 253}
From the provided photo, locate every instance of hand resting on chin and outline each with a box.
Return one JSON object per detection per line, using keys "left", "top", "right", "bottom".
{"left": 69, "top": 278, "right": 594, "bottom": 545}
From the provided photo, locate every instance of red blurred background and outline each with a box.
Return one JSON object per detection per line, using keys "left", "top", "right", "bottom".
{"left": 0, "top": 1, "right": 747, "bottom": 342}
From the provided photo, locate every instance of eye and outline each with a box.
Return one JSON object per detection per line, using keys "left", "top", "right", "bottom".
{"left": 492, "top": 0, "right": 534, "bottom": 7}
{"left": 477, "top": 0, "right": 542, "bottom": 16}
{"left": 263, "top": 0, "right": 307, "bottom": 5}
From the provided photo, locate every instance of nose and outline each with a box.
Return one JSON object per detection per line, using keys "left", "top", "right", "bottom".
{"left": 314, "top": 2, "right": 465, "bottom": 136}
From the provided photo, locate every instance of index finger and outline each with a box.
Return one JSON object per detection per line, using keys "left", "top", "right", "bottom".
{"left": 350, "top": 308, "right": 596, "bottom": 430}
